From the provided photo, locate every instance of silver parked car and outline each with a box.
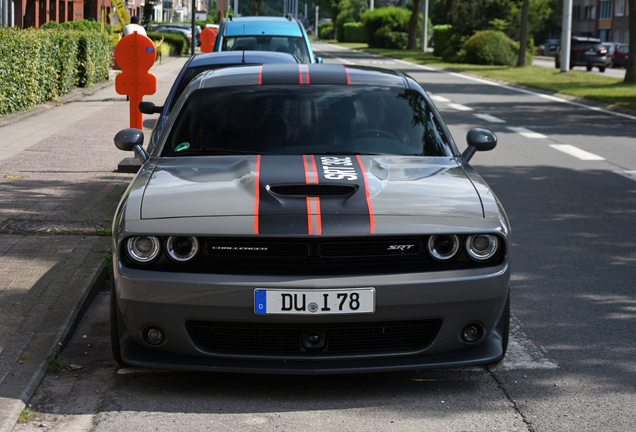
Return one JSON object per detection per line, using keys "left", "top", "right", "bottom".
{"left": 111, "top": 64, "right": 511, "bottom": 374}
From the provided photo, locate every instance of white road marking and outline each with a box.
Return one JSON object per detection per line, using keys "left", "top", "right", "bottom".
{"left": 550, "top": 144, "right": 605, "bottom": 160}
{"left": 448, "top": 103, "right": 473, "bottom": 111}
{"left": 501, "top": 315, "right": 558, "bottom": 370}
{"left": 616, "top": 171, "right": 636, "bottom": 181}
{"left": 506, "top": 126, "right": 548, "bottom": 139}
{"left": 473, "top": 113, "right": 506, "bottom": 123}
{"left": 429, "top": 94, "right": 451, "bottom": 103}
{"left": 334, "top": 57, "right": 355, "bottom": 65}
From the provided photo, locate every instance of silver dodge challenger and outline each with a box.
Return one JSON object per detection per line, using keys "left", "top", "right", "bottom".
{"left": 111, "top": 63, "right": 510, "bottom": 374}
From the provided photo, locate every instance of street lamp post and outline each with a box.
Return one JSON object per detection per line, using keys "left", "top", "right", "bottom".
{"left": 560, "top": 0, "right": 572, "bottom": 73}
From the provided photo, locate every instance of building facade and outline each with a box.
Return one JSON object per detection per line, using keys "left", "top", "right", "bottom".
{"left": 572, "top": 0, "right": 630, "bottom": 42}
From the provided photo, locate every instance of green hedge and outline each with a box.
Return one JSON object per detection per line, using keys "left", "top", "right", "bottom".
{"left": 432, "top": 24, "right": 453, "bottom": 57}
{"left": 463, "top": 30, "right": 519, "bottom": 66}
{"left": 318, "top": 21, "right": 334, "bottom": 40}
{"left": 0, "top": 27, "right": 110, "bottom": 116}
{"left": 343, "top": 22, "right": 365, "bottom": 43}
{"left": 361, "top": 6, "right": 410, "bottom": 48}
{"left": 147, "top": 31, "right": 190, "bottom": 56}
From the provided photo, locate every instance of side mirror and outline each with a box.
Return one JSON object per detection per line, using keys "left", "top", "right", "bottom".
{"left": 114, "top": 128, "right": 149, "bottom": 163}
{"left": 139, "top": 101, "right": 163, "bottom": 114}
{"left": 462, "top": 128, "right": 497, "bottom": 162}
{"left": 315, "top": 56, "right": 323, "bottom": 64}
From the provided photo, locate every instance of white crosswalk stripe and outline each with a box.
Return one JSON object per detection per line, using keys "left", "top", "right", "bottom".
{"left": 550, "top": 144, "right": 605, "bottom": 160}
{"left": 473, "top": 113, "right": 506, "bottom": 123}
{"left": 448, "top": 103, "right": 473, "bottom": 111}
{"left": 506, "top": 126, "right": 547, "bottom": 139}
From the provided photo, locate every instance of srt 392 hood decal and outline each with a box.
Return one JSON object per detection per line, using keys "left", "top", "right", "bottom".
{"left": 255, "top": 155, "right": 374, "bottom": 235}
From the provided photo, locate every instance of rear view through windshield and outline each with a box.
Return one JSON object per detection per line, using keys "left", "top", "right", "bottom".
{"left": 221, "top": 36, "right": 310, "bottom": 63}
{"left": 163, "top": 85, "right": 450, "bottom": 157}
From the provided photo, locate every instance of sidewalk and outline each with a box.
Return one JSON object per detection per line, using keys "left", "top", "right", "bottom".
{"left": 0, "top": 55, "right": 188, "bottom": 432}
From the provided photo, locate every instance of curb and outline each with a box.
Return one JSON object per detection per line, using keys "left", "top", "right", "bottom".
{"left": 0, "top": 240, "right": 109, "bottom": 432}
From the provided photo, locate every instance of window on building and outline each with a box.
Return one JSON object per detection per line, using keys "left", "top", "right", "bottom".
{"left": 585, "top": 6, "right": 596, "bottom": 20}
{"left": 616, "top": 0, "right": 625, "bottom": 16}
{"left": 599, "top": 1, "right": 612, "bottom": 19}
{"left": 573, "top": 5, "right": 581, "bottom": 20}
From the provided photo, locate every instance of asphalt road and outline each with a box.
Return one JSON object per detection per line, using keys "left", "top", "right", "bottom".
{"left": 14, "top": 43, "right": 636, "bottom": 432}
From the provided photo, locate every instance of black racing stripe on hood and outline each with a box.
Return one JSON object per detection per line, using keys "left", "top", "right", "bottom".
{"left": 257, "top": 155, "right": 309, "bottom": 235}
{"left": 316, "top": 155, "right": 373, "bottom": 235}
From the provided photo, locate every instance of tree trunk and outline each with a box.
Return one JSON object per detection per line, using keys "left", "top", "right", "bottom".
{"left": 407, "top": 0, "right": 421, "bottom": 50}
{"left": 516, "top": 0, "right": 530, "bottom": 67}
{"left": 444, "top": 0, "right": 454, "bottom": 24}
{"left": 625, "top": 0, "right": 636, "bottom": 83}
{"left": 252, "top": 0, "right": 261, "bottom": 16}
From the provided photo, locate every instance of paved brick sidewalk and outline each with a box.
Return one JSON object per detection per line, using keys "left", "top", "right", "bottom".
{"left": 0, "top": 55, "right": 188, "bottom": 432}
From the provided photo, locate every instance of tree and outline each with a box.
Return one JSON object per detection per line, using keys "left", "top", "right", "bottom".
{"left": 252, "top": 0, "right": 262, "bottom": 16}
{"left": 625, "top": 0, "right": 636, "bottom": 83}
{"left": 142, "top": 1, "right": 154, "bottom": 26}
{"left": 452, "top": 0, "right": 511, "bottom": 37}
{"left": 407, "top": 0, "right": 422, "bottom": 50}
{"left": 516, "top": 0, "right": 529, "bottom": 66}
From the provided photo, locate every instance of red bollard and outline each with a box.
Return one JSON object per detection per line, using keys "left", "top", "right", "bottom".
{"left": 115, "top": 32, "right": 158, "bottom": 130}
{"left": 200, "top": 28, "right": 218, "bottom": 53}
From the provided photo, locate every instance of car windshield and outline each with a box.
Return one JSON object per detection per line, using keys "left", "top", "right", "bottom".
{"left": 617, "top": 45, "right": 629, "bottom": 53}
{"left": 163, "top": 85, "right": 449, "bottom": 157}
{"left": 222, "top": 36, "right": 309, "bottom": 63}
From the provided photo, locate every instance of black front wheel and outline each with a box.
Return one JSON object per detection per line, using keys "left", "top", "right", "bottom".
{"left": 586, "top": 64, "right": 593, "bottom": 71}
{"left": 599, "top": 66, "right": 606, "bottom": 72}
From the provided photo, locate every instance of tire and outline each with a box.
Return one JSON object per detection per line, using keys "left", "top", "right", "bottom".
{"left": 599, "top": 66, "right": 606, "bottom": 72}
{"left": 110, "top": 285, "right": 129, "bottom": 367}
{"left": 586, "top": 64, "right": 593, "bottom": 71}
{"left": 489, "top": 293, "right": 510, "bottom": 364}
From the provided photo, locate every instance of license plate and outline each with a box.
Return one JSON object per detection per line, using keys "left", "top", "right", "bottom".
{"left": 586, "top": 50, "right": 595, "bottom": 55}
{"left": 254, "top": 288, "right": 375, "bottom": 315}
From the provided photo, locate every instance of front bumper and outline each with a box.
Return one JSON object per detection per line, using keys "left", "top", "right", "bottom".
{"left": 114, "top": 262, "right": 510, "bottom": 374}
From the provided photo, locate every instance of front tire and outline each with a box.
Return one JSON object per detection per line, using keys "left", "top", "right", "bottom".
{"left": 586, "top": 64, "right": 593, "bottom": 71}
{"left": 110, "top": 285, "right": 129, "bottom": 367}
{"left": 599, "top": 66, "right": 606, "bottom": 72}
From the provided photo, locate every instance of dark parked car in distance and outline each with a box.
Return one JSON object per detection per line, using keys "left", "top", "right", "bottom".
{"left": 555, "top": 36, "right": 608, "bottom": 72}
{"left": 612, "top": 44, "right": 629, "bottom": 68}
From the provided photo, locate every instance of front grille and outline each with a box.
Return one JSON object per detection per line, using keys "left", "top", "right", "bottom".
{"left": 269, "top": 184, "right": 358, "bottom": 197}
{"left": 187, "top": 320, "right": 441, "bottom": 356}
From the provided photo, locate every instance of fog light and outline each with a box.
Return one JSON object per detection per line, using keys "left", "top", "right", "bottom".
{"left": 461, "top": 324, "right": 483, "bottom": 343}
{"left": 146, "top": 327, "right": 164, "bottom": 345}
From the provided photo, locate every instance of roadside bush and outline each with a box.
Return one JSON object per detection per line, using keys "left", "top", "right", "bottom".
{"left": 0, "top": 27, "right": 110, "bottom": 116}
{"left": 343, "top": 22, "right": 365, "bottom": 43}
{"left": 335, "top": 0, "right": 368, "bottom": 42}
{"left": 336, "top": 10, "right": 357, "bottom": 42}
{"left": 432, "top": 24, "right": 453, "bottom": 57}
{"left": 77, "top": 32, "right": 111, "bottom": 87}
{"left": 318, "top": 21, "right": 334, "bottom": 40}
{"left": 374, "top": 27, "right": 408, "bottom": 49}
{"left": 361, "top": 6, "right": 410, "bottom": 48}
{"left": 147, "top": 32, "right": 189, "bottom": 56}
{"left": 462, "top": 30, "right": 517, "bottom": 66}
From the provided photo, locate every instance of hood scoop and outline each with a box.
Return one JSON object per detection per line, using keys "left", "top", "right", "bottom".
{"left": 268, "top": 184, "right": 358, "bottom": 197}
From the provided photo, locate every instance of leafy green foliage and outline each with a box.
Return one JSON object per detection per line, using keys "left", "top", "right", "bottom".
{"left": 335, "top": 0, "right": 369, "bottom": 42}
{"left": 147, "top": 32, "right": 190, "bottom": 55}
{"left": 463, "top": 30, "right": 518, "bottom": 66}
{"left": 361, "top": 6, "right": 411, "bottom": 48}
{"left": 451, "top": 0, "right": 511, "bottom": 37}
{"left": 343, "top": 22, "right": 366, "bottom": 43}
{"left": 432, "top": 24, "right": 453, "bottom": 56}
{"left": 374, "top": 28, "right": 408, "bottom": 49}
{"left": 318, "top": 21, "right": 334, "bottom": 40}
{"left": 0, "top": 26, "right": 110, "bottom": 116}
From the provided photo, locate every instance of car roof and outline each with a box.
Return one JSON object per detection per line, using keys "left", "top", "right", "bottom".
{"left": 188, "top": 51, "right": 300, "bottom": 67}
{"left": 182, "top": 64, "right": 407, "bottom": 94}
{"left": 572, "top": 36, "right": 602, "bottom": 43}
{"left": 223, "top": 16, "right": 303, "bottom": 37}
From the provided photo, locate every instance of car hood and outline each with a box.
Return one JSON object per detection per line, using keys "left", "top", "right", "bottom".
{"left": 139, "top": 156, "right": 484, "bottom": 225}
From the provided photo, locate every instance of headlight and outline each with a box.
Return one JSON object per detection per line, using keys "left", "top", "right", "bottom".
{"left": 427, "top": 235, "right": 460, "bottom": 261}
{"left": 465, "top": 235, "right": 499, "bottom": 261}
{"left": 165, "top": 236, "right": 199, "bottom": 263}
{"left": 126, "top": 236, "right": 161, "bottom": 264}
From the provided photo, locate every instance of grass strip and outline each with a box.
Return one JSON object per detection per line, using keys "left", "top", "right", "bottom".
{"left": 328, "top": 42, "right": 636, "bottom": 111}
